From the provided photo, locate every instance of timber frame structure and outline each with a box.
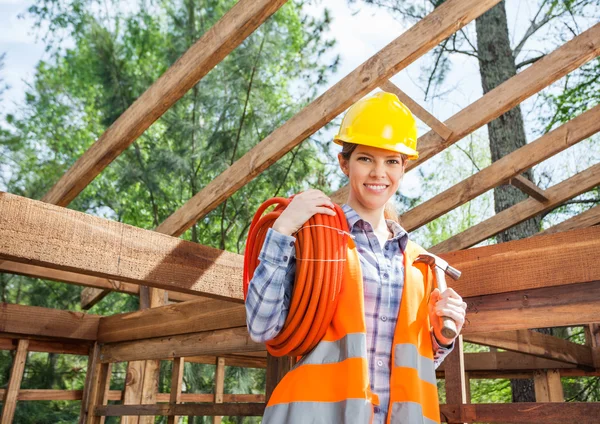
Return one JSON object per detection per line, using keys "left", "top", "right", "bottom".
{"left": 1, "top": 0, "right": 599, "bottom": 422}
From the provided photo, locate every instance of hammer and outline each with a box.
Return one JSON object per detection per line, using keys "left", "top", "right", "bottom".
{"left": 414, "top": 253, "right": 462, "bottom": 339}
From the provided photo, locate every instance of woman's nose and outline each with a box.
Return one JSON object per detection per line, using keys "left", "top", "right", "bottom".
{"left": 369, "top": 162, "right": 386, "bottom": 177}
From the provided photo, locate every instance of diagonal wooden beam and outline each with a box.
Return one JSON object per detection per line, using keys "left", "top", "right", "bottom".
{"left": 1, "top": 339, "right": 29, "bottom": 424}
{"left": 537, "top": 204, "right": 600, "bottom": 236}
{"left": 155, "top": 0, "right": 503, "bottom": 237}
{"left": 400, "top": 104, "right": 600, "bottom": 231}
{"left": 331, "top": 23, "right": 600, "bottom": 203}
{"left": 430, "top": 162, "right": 600, "bottom": 253}
{"left": 509, "top": 175, "right": 549, "bottom": 203}
{"left": 41, "top": 0, "right": 287, "bottom": 207}
{"left": 380, "top": 80, "right": 453, "bottom": 140}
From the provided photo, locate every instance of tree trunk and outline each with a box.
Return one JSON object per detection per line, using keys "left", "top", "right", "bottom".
{"left": 475, "top": 1, "right": 542, "bottom": 402}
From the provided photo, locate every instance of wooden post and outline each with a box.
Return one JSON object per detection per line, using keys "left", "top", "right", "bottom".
{"left": 213, "top": 357, "right": 226, "bottom": 424}
{"left": 85, "top": 351, "right": 112, "bottom": 424}
{"left": 534, "top": 370, "right": 564, "bottom": 402}
{"left": 1, "top": 339, "right": 29, "bottom": 424}
{"left": 167, "top": 357, "right": 185, "bottom": 424}
{"left": 444, "top": 336, "right": 467, "bottom": 424}
{"left": 585, "top": 323, "right": 600, "bottom": 368}
{"left": 80, "top": 343, "right": 99, "bottom": 424}
{"left": 265, "top": 354, "right": 294, "bottom": 403}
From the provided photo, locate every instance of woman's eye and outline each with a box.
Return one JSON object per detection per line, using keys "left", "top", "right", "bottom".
{"left": 388, "top": 159, "right": 400, "bottom": 164}
{"left": 357, "top": 157, "right": 370, "bottom": 162}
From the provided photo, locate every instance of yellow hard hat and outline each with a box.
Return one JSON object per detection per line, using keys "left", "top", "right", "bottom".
{"left": 333, "top": 91, "right": 419, "bottom": 160}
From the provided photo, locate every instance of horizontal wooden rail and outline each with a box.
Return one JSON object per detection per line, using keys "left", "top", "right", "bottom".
{"left": 95, "top": 403, "right": 266, "bottom": 417}
{"left": 538, "top": 204, "right": 600, "bottom": 236}
{"left": 0, "top": 336, "right": 91, "bottom": 355}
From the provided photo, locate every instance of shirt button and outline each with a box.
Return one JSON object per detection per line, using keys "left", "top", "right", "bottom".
{"left": 283, "top": 256, "right": 288, "bottom": 261}
{"left": 377, "top": 360, "right": 383, "bottom": 367}
{"left": 385, "top": 244, "right": 389, "bottom": 250}
{"left": 383, "top": 272, "right": 389, "bottom": 279}
{"left": 381, "top": 316, "right": 387, "bottom": 322}
{"left": 289, "top": 241, "right": 294, "bottom": 247}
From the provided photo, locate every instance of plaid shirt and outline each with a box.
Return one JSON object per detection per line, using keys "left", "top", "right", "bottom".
{"left": 245, "top": 204, "right": 452, "bottom": 423}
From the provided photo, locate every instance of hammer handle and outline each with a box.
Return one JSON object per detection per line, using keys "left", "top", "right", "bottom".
{"left": 434, "top": 269, "right": 458, "bottom": 340}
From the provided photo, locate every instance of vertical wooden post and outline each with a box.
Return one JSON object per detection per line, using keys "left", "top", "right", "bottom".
{"left": 85, "top": 352, "right": 112, "bottom": 424}
{"left": 1, "top": 339, "right": 29, "bottom": 424}
{"left": 167, "top": 357, "right": 185, "bottom": 424}
{"left": 444, "top": 336, "right": 467, "bottom": 424}
{"left": 585, "top": 323, "right": 600, "bottom": 368}
{"left": 80, "top": 343, "right": 99, "bottom": 424}
{"left": 534, "top": 370, "right": 564, "bottom": 402}
{"left": 212, "top": 357, "right": 226, "bottom": 424}
{"left": 265, "top": 353, "right": 294, "bottom": 403}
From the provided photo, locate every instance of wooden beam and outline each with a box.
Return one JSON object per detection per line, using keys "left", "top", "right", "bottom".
{"left": 538, "top": 205, "right": 600, "bottom": 236}
{"left": 213, "top": 357, "right": 225, "bottom": 424}
{"left": 534, "top": 370, "right": 564, "bottom": 402}
{"left": 379, "top": 80, "right": 453, "bottom": 140}
{"left": 0, "top": 336, "right": 90, "bottom": 355}
{"left": 464, "top": 330, "right": 594, "bottom": 368}
{"left": 0, "top": 303, "right": 99, "bottom": 341}
{"left": 400, "top": 105, "right": 600, "bottom": 231}
{"left": 444, "top": 336, "right": 467, "bottom": 423}
{"left": 0, "top": 261, "right": 199, "bottom": 304}
{"left": 0, "top": 192, "right": 244, "bottom": 301}
{"left": 167, "top": 358, "right": 184, "bottom": 424}
{"left": 265, "top": 354, "right": 294, "bottom": 404}
{"left": 96, "top": 403, "right": 266, "bottom": 417}
{"left": 185, "top": 354, "right": 266, "bottom": 369}
{"left": 440, "top": 402, "right": 600, "bottom": 423}
{"left": 332, "top": 23, "right": 600, "bottom": 204}
{"left": 155, "top": 0, "right": 502, "bottom": 237}
{"left": 509, "top": 175, "right": 549, "bottom": 203}
{"left": 99, "top": 327, "right": 262, "bottom": 363}
{"left": 41, "top": 0, "right": 287, "bottom": 207}
{"left": 1, "top": 339, "right": 28, "bottom": 424}
{"left": 430, "top": 163, "right": 600, "bottom": 253}
{"left": 436, "top": 351, "right": 578, "bottom": 373}
{"left": 462, "top": 280, "right": 600, "bottom": 334}
{"left": 86, "top": 361, "right": 112, "bottom": 424}
{"left": 440, "top": 227, "right": 600, "bottom": 298}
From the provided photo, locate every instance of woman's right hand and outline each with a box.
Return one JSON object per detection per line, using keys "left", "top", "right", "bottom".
{"left": 272, "top": 189, "right": 337, "bottom": 236}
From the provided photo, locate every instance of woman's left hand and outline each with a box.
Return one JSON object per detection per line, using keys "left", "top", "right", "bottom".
{"left": 428, "top": 288, "right": 467, "bottom": 347}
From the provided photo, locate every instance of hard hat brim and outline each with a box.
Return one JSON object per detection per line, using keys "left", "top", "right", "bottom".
{"left": 333, "top": 135, "right": 419, "bottom": 160}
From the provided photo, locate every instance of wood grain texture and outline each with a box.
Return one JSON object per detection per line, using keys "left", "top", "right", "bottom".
{"left": 156, "top": 0, "right": 503, "bottom": 237}
{"left": 444, "top": 336, "right": 468, "bottom": 414}
{"left": 1, "top": 339, "right": 28, "bottom": 424}
{"left": 42, "top": 0, "right": 287, "bottom": 207}
{"left": 509, "top": 175, "right": 549, "bottom": 203}
{"left": 331, "top": 23, "right": 600, "bottom": 204}
{"left": 436, "top": 351, "right": 577, "bottom": 373}
{"left": 400, "top": 105, "right": 600, "bottom": 231}
{"left": 440, "top": 403, "right": 599, "bottom": 423}
{"left": 538, "top": 205, "right": 600, "bottom": 236}
{"left": 534, "top": 370, "right": 564, "bottom": 402}
{"left": 0, "top": 303, "right": 99, "bottom": 341}
{"left": 95, "top": 403, "right": 266, "bottom": 417}
{"left": 0, "top": 192, "right": 244, "bottom": 301}
{"left": 167, "top": 358, "right": 184, "bottom": 424}
{"left": 99, "top": 327, "right": 262, "bottom": 363}
{"left": 0, "top": 336, "right": 90, "bottom": 355}
{"left": 430, "top": 163, "right": 600, "bottom": 253}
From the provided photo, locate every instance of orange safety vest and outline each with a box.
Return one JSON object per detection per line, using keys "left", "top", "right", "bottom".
{"left": 264, "top": 237, "right": 440, "bottom": 423}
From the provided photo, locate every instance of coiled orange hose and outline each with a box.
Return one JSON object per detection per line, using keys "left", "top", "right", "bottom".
{"left": 243, "top": 196, "right": 349, "bottom": 357}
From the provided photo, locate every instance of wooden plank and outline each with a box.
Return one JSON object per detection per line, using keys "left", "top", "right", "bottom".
{"left": 213, "top": 357, "right": 225, "bottom": 424}
{"left": 444, "top": 336, "right": 467, "bottom": 423}
{"left": 121, "top": 361, "right": 145, "bottom": 424}
{"left": 185, "top": 354, "right": 266, "bottom": 369}
{"left": 167, "top": 358, "right": 184, "bottom": 424}
{"left": 155, "top": 0, "right": 502, "bottom": 237}
{"left": 1, "top": 339, "right": 28, "bottom": 424}
{"left": 80, "top": 344, "right": 99, "bottom": 424}
{"left": 438, "top": 226, "right": 600, "bottom": 298}
{"left": 430, "top": 163, "right": 600, "bottom": 253}
{"left": 0, "top": 336, "right": 90, "bottom": 355}
{"left": 400, "top": 105, "right": 600, "bottom": 231}
{"left": 97, "top": 297, "right": 245, "bottom": 343}
{"left": 0, "top": 303, "right": 99, "bottom": 341}
{"left": 440, "top": 402, "right": 600, "bottom": 423}
{"left": 86, "top": 361, "right": 112, "bottom": 424}
{"left": 265, "top": 354, "right": 294, "bottom": 404}
{"left": 41, "top": 0, "right": 287, "bottom": 207}
{"left": 0, "top": 261, "right": 199, "bottom": 304}
{"left": 96, "top": 403, "right": 266, "bottom": 417}
{"left": 332, "top": 23, "right": 600, "bottom": 204}
{"left": 509, "top": 175, "right": 549, "bottom": 203}
{"left": 534, "top": 370, "right": 564, "bottom": 402}
{"left": 463, "top": 280, "right": 600, "bottom": 334}
{"left": 464, "top": 330, "right": 594, "bottom": 368}
{"left": 81, "top": 288, "right": 110, "bottom": 310}
{"left": 99, "top": 327, "right": 262, "bottom": 363}
{"left": 538, "top": 205, "right": 600, "bottom": 236}
{"left": 380, "top": 80, "right": 453, "bottom": 140}
{"left": 0, "top": 192, "right": 244, "bottom": 301}
{"left": 436, "top": 351, "right": 578, "bottom": 373}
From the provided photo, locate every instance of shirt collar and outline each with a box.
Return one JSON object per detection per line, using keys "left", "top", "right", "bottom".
{"left": 341, "top": 203, "right": 409, "bottom": 247}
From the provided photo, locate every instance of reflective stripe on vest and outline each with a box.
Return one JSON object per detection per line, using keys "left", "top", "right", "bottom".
{"left": 296, "top": 332, "right": 366, "bottom": 366}
{"left": 264, "top": 399, "right": 372, "bottom": 424}
{"left": 391, "top": 401, "right": 440, "bottom": 424}
{"left": 394, "top": 343, "right": 437, "bottom": 386}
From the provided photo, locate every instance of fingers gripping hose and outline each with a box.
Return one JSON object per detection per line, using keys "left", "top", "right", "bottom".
{"left": 243, "top": 197, "right": 349, "bottom": 357}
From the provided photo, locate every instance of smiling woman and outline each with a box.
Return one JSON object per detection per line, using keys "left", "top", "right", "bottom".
{"left": 245, "top": 91, "right": 467, "bottom": 424}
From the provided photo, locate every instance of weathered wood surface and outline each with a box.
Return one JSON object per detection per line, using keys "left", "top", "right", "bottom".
{"left": 156, "top": 0, "right": 502, "bottom": 237}
{"left": 400, "top": 104, "right": 600, "bottom": 231}
{"left": 41, "top": 0, "right": 287, "bottom": 207}
{"left": 444, "top": 336, "right": 468, "bottom": 421}
{"left": 332, "top": 23, "right": 600, "bottom": 204}
{"left": 465, "top": 330, "right": 594, "bottom": 368}
{"left": 440, "top": 402, "right": 600, "bottom": 423}
{"left": 0, "top": 303, "right": 99, "bottom": 341}
{"left": 99, "top": 327, "right": 262, "bottom": 363}
{"left": 462, "top": 280, "right": 600, "bottom": 334}
{"left": 534, "top": 370, "right": 564, "bottom": 402}
{"left": 167, "top": 358, "right": 184, "bottom": 424}
{"left": 0, "top": 336, "right": 90, "bottom": 355}
{"left": 509, "top": 175, "right": 549, "bottom": 203}
{"left": 431, "top": 163, "right": 600, "bottom": 253}
{"left": 0, "top": 192, "right": 244, "bottom": 300}
{"left": 436, "top": 351, "right": 578, "bottom": 373}
{"left": 95, "top": 403, "right": 266, "bottom": 417}
{"left": 1, "top": 339, "right": 29, "bottom": 424}
{"left": 537, "top": 204, "right": 600, "bottom": 236}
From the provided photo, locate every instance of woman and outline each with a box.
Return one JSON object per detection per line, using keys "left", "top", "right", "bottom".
{"left": 245, "top": 91, "right": 467, "bottom": 424}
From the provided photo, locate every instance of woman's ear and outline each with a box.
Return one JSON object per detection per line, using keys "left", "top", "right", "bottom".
{"left": 337, "top": 153, "right": 349, "bottom": 177}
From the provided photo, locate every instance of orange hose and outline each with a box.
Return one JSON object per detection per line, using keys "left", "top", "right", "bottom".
{"left": 243, "top": 196, "right": 349, "bottom": 357}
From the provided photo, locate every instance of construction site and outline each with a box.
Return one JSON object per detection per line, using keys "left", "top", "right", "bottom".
{"left": 0, "top": 0, "right": 599, "bottom": 422}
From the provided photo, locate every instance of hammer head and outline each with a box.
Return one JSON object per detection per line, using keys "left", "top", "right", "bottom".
{"left": 414, "top": 253, "right": 461, "bottom": 281}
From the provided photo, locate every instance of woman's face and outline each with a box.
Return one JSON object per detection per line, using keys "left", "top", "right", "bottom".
{"left": 338, "top": 144, "right": 408, "bottom": 211}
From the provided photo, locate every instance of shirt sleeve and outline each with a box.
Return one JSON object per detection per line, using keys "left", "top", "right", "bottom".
{"left": 431, "top": 332, "right": 454, "bottom": 369}
{"left": 245, "top": 227, "right": 296, "bottom": 343}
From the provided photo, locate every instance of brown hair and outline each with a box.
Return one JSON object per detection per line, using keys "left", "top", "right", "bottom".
{"left": 339, "top": 142, "right": 403, "bottom": 223}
